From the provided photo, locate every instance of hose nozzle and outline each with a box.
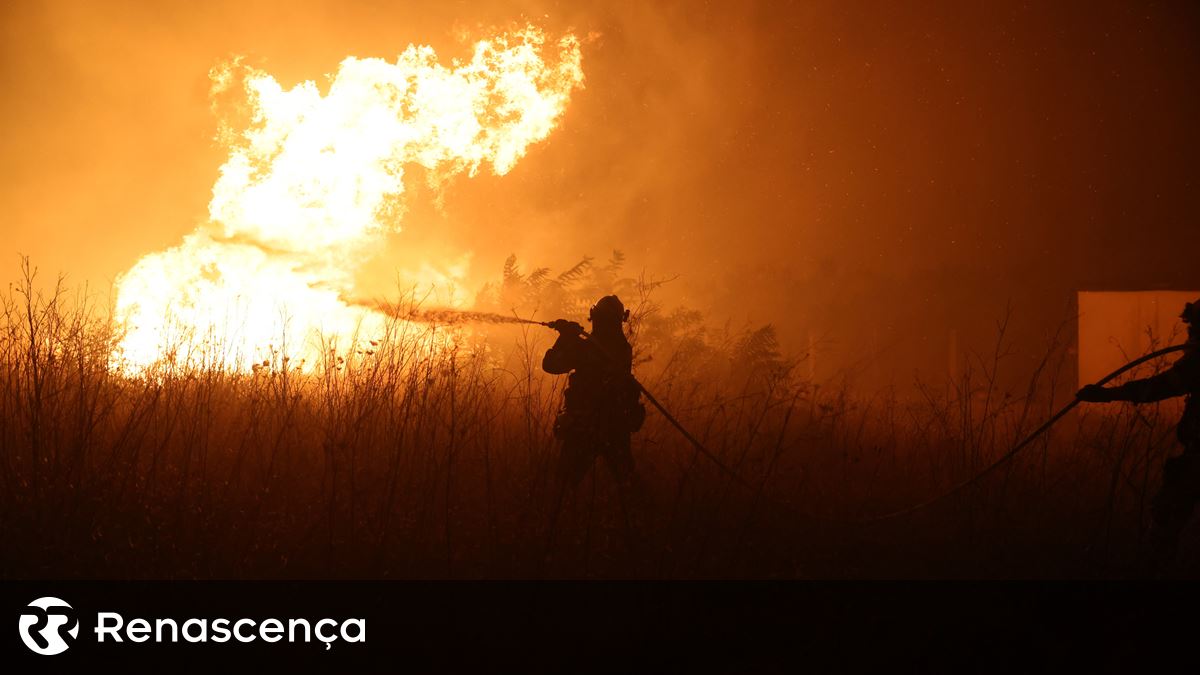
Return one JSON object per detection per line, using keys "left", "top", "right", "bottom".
{"left": 545, "top": 319, "right": 585, "bottom": 336}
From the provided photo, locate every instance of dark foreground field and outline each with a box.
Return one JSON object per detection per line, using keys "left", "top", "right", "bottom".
{"left": 1, "top": 264, "right": 1194, "bottom": 579}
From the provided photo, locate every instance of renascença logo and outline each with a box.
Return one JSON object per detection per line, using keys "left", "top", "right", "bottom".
{"left": 17, "top": 598, "right": 365, "bottom": 653}
{"left": 19, "top": 597, "right": 80, "bottom": 656}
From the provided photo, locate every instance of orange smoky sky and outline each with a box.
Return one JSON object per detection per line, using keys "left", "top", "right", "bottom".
{"left": 3, "top": 1, "right": 1200, "bottom": 379}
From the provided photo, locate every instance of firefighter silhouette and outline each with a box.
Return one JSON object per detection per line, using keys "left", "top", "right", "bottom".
{"left": 1077, "top": 299, "right": 1200, "bottom": 560}
{"left": 542, "top": 295, "right": 645, "bottom": 488}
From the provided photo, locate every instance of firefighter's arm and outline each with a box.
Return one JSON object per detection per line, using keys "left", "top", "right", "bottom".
{"left": 1078, "top": 362, "right": 1192, "bottom": 403}
{"left": 541, "top": 322, "right": 585, "bottom": 374}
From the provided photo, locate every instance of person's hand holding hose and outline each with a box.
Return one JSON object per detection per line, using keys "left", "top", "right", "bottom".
{"left": 1076, "top": 384, "right": 1116, "bottom": 402}
{"left": 547, "top": 319, "right": 584, "bottom": 336}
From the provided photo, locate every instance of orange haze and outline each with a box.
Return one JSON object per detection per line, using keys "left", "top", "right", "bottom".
{"left": 4, "top": 1, "right": 1200, "bottom": 381}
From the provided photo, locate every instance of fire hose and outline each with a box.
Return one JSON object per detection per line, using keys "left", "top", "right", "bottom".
{"left": 537, "top": 319, "right": 758, "bottom": 492}
{"left": 538, "top": 318, "right": 1190, "bottom": 525}
{"left": 859, "top": 342, "right": 1191, "bottom": 523}
{"left": 355, "top": 301, "right": 757, "bottom": 489}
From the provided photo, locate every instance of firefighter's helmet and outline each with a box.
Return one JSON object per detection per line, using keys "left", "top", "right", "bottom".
{"left": 1182, "top": 299, "right": 1200, "bottom": 326}
{"left": 589, "top": 295, "right": 629, "bottom": 323}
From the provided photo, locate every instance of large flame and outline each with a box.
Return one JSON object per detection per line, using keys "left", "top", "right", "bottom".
{"left": 113, "top": 26, "right": 584, "bottom": 372}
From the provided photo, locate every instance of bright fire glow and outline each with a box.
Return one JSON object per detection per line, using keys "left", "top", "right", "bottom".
{"left": 112, "top": 26, "right": 584, "bottom": 372}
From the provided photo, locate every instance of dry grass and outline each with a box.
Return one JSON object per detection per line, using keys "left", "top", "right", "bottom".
{"left": 0, "top": 257, "right": 1191, "bottom": 579}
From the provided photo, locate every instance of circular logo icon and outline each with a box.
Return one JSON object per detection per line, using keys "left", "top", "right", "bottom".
{"left": 18, "top": 597, "right": 79, "bottom": 656}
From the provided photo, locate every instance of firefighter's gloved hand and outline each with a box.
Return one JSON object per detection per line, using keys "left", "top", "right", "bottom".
{"left": 1076, "top": 384, "right": 1114, "bottom": 403}
{"left": 548, "top": 319, "right": 584, "bottom": 336}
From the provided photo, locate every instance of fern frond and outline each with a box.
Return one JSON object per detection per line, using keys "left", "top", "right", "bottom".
{"left": 606, "top": 249, "right": 625, "bottom": 272}
{"left": 555, "top": 257, "right": 593, "bottom": 286}
{"left": 502, "top": 254, "right": 521, "bottom": 284}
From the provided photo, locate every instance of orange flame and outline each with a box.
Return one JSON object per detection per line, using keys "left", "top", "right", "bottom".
{"left": 112, "top": 26, "right": 583, "bottom": 372}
